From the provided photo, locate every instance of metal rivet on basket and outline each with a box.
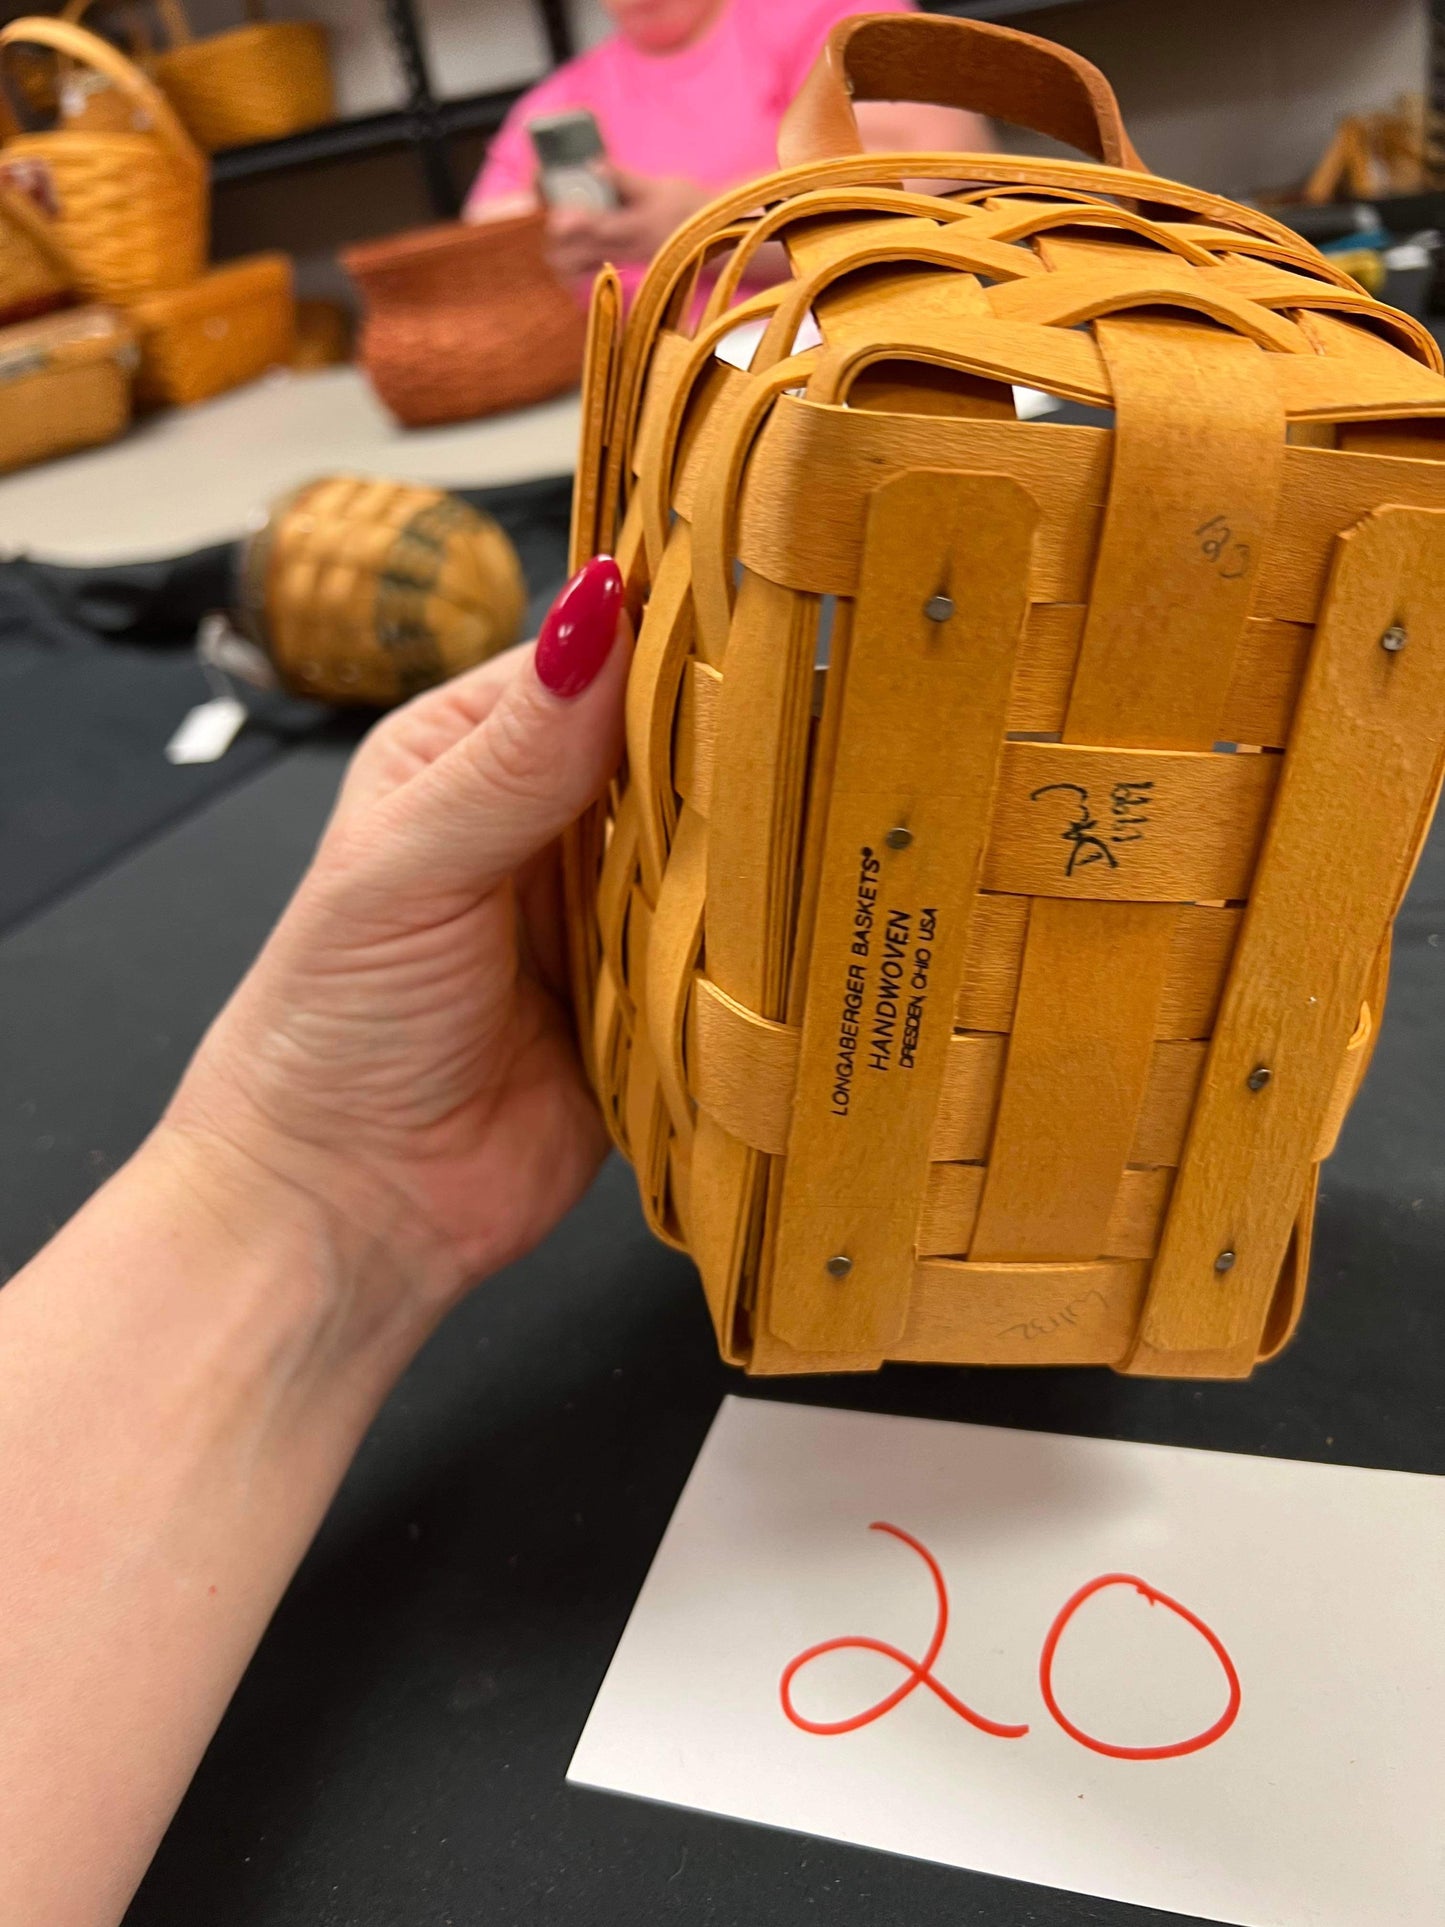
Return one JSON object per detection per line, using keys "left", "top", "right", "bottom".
{"left": 1381, "top": 623, "right": 1407, "bottom": 653}
{"left": 1246, "top": 1065, "right": 1272, "bottom": 1091}
{"left": 825, "top": 1254, "right": 853, "bottom": 1279}
{"left": 885, "top": 827, "right": 913, "bottom": 850}
{"left": 1214, "top": 1249, "right": 1237, "bottom": 1274}
{"left": 924, "top": 592, "right": 955, "bottom": 623}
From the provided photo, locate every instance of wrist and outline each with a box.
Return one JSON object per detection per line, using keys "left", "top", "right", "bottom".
{"left": 0, "top": 1113, "right": 437, "bottom": 1927}
{"left": 138, "top": 1117, "right": 446, "bottom": 1392}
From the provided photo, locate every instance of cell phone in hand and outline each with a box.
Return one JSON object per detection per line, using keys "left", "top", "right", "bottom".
{"left": 528, "top": 109, "right": 619, "bottom": 212}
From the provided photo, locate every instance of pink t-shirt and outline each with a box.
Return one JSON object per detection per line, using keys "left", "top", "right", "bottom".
{"left": 468, "top": 0, "right": 913, "bottom": 298}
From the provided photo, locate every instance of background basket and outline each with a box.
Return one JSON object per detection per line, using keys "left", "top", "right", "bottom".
{"left": 128, "top": 250, "right": 294, "bottom": 405}
{"left": 150, "top": 0, "right": 333, "bottom": 154}
{"left": 237, "top": 475, "right": 527, "bottom": 706}
{"left": 343, "top": 213, "right": 587, "bottom": 428}
{"left": 0, "top": 164, "right": 72, "bottom": 321}
{"left": 0, "top": 16, "right": 206, "bottom": 303}
{"left": 18, "top": 0, "right": 331, "bottom": 149}
{"left": 0, "top": 301, "right": 134, "bottom": 472}
{"left": 568, "top": 12, "right": 1445, "bottom": 1382}
{"left": 49, "top": 0, "right": 162, "bottom": 134}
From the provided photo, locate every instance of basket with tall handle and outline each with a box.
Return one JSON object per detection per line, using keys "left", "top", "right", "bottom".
{"left": 0, "top": 15, "right": 206, "bottom": 304}
{"left": 566, "top": 11, "right": 1445, "bottom": 1380}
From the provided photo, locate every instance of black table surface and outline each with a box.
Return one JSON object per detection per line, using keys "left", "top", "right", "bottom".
{"left": 1, "top": 739, "right": 1441, "bottom": 1927}
{"left": 0, "top": 474, "right": 573, "bottom": 938}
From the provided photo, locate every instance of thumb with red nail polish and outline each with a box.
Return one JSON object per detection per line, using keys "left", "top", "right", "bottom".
{"left": 376, "top": 553, "right": 631, "bottom": 901}
{"left": 535, "top": 553, "right": 625, "bottom": 697}
{"left": 172, "top": 555, "right": 633, "bottom": 1323}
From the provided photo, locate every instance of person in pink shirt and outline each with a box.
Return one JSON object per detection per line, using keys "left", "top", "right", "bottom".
{"left": 466, "top": 0, "right": 992, "bottom": 302}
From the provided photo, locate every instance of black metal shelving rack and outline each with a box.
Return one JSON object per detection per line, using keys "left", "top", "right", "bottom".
{"left": 3, "top": 0, "right": 1434, "bottom": 219}
{"left": 210, "top": 0, "right": 576, "bottom": 215}
{"left": 207, "top": 0, "right": 1111, "bottom": 216}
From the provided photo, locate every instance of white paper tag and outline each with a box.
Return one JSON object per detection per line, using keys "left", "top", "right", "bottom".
{"left": 195, "top": 612, "right": 279, "bottom": 692}
{"left": 165, "top": 695, "right": 248, "bottom": 765}
{"left": 1013, "top": 385, "right": 1063, "bottom": 419}
{"left": 570, "top": 1398, "right": 1445, "bottom": 1927}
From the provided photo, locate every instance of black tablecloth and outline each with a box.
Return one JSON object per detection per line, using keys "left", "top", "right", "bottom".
{"left": 0, "top": 733, "right": 1440, "bottom": 1927}
{"left": 0, "top": 476, "right": 573, "bottom": 936}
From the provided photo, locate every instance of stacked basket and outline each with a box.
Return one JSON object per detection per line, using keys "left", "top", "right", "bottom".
{"left": 0, "top": 160, "right": 70, "bottom": 323}
{"left": 0, "top": 14, "right": 298, "bottom": 468}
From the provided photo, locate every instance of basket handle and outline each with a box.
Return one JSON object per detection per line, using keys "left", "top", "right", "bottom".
{"left": 0, "top": 15, "right": 204, "bottom": 172}
{"left": 59, "top": 0, "right": 150, "bottom": 60}
{"left": 60, "top": 0, "right": 195, "bottom": 50}
{"left": 778, "top": 12, "right": 1143, "bottom": 173}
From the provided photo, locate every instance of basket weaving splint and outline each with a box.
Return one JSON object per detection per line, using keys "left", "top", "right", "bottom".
{"left": 567, "top": 13, "right": 1445, "bottom": 1380}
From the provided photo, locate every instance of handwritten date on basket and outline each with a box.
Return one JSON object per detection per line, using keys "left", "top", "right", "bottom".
{"left": 1195, "top": 513, "right": 1251, "bottom": 581}
{"left": 999, "top": 1288, "right": 1107, "bottom": 1343}
{"left": 1030, "top": 780, "right": 1153, "bottom": 877}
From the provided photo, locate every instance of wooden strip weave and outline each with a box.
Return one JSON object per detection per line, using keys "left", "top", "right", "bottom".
{"left": 564, "top": 87, "right": 1445, "bottom": 1379}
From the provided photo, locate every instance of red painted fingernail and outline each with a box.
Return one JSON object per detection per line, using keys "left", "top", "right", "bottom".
{"left": 534, "top": 555, "right": 623, "bottom": 697}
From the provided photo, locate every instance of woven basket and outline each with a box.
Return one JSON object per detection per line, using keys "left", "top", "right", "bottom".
{"left": 127, "top": 251, "right": 295, "bottom": 406}
{"left": 0, "top": 302, "right": 134, "bottom": 472}
{"left": 565, "top": 12, "right": 1445, "bottom": 1382}
{"left": 236, "top": 475, "right": 527, "bottom": 706}
{"left": 0, "top": 164, "right": 72, "bottom": 323}
{"left": 151, "top": 0, "right": 333, "bottom": 154}
{"left": 29, "top": 0, "right": 331, "bottom": 149}
{"left": 343, "top": 213, "right": 587, "bottom": 428}
{"left": 0, "top": 16, "right": 207, "bottom": 304}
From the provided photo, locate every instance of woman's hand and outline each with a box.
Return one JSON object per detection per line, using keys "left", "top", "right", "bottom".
{"left": 0, "top": 557, "right": 628, "bottom": 1927}
{"left": 164, "top": 555, "right": 628, "bottom": 1337}
{"left": 546, "top": 166, "right": 709, "bottom": 278}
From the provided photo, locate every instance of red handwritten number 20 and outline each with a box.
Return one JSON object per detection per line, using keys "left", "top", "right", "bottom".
{"left": 779, "top": 1522, "right": 1241, "bottom": 1760}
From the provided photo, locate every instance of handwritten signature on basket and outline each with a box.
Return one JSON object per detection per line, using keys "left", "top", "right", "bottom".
{"left": 779, "top": 1523, "right": 1242, "bottom": 1762}
{"left": 1030, "top": 780, "right": 1154, "bottom": 877}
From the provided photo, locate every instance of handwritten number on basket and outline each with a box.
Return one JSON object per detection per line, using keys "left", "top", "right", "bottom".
{"left": 1195, "top": 514, "right": 1251, "bottom": 581}
{"left": 780, "top": 1523, "right": 1242, "bottom": 1761}
{"left": 1030, "top": 781, "right": 1154, "bottom": 877}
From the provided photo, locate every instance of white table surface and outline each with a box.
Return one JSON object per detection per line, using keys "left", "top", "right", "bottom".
{"left": 0, "top": 366, "right": 582, "bottom": 564}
